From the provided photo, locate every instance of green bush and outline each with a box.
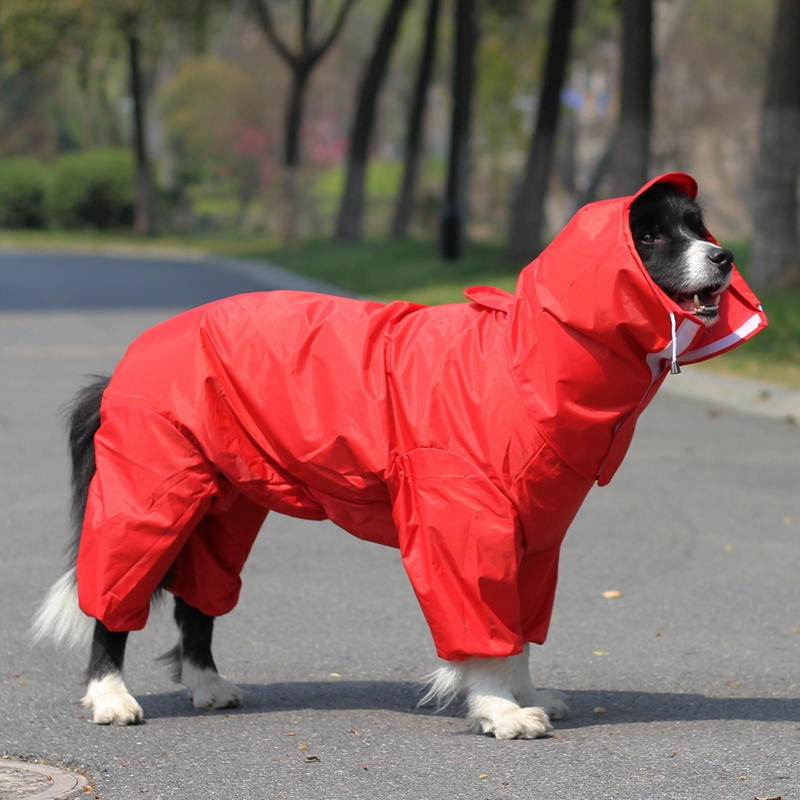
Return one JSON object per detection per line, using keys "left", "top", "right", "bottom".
{"left": 0, "top": 158, "right": 47, "bottom": 228}
{"left": 47, "top": 149, "right": 135, "bottom": 229}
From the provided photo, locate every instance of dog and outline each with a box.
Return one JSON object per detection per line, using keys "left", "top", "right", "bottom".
{"left": 628, "top": 181, "right": 733, "bottom": 322}
{"left": 32, "top": 175, "right": 748, "bottom": 739}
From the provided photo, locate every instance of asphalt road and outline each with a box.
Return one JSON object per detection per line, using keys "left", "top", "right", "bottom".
{"left": 1, "top": 251, "right": 798, "bottom": 799}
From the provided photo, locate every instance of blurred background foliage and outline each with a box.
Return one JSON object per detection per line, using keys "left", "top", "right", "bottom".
{"left": 0, "top": 0, "right": 773, "bottom": 240}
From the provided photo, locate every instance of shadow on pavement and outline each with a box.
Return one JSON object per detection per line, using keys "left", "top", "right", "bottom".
{"left": 138, "top": 681, "right": 437, "bottom": 721}
{"left": 136, "top": 682, "right": 800, "bottom": 725}
{"left": 560, "top": 688, "right": 800, "bottom": 727}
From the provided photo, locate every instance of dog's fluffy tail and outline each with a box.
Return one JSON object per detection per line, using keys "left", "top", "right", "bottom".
{"left": 31, "top": 377, "right": 109, "bottom": 648}
{"left": 30, "top": 567, "right": 93, "bottom": 648}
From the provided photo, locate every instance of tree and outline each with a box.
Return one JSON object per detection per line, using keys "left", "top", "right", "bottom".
{"left": 440, "top": 0, "right": 477, "bottom": 260}
{"left": 251, "top": 0, "right": 358, "bottom": 242}
{"left": 121, "top": 8, "right": 157, "bottom": 235}
{"left": 334, "top": 0, "right": 413, "bottom": 242}
{"left": 390, "top": 0, "right": 440, "bottom": 239}
{"left": 610, "top": 0, "right": 653, "bottom": 196}
{"left": 576, "top": 0, "right": 692, "bottom": 210}
{"left": 0, "top": 0, "right": 102, "bottom": 155}
{"left": 0, "top": 0, "right": 228, "bottom": 234}
{"left": 750, "top": 0, "right": 800, "bottom": 289}
{"left": 121, "top": 0, "right": 228, "bottom": 234}
{"left": 505, "top": 0, "right": 578, "bottom": 264}
{"left": 159, "top": 57, "right": 271, "bottom": 209}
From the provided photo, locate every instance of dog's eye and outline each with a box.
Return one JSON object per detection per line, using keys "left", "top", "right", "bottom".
{"left": 640, "top": 232, "right": 657, "bottom": 244}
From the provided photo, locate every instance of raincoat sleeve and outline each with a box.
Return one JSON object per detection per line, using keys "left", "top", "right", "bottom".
{"left": 389, "top": 448, "right": 525, "bottom": 661}
{"left": 77, "top": 405, "right": 220, "bottom": 631}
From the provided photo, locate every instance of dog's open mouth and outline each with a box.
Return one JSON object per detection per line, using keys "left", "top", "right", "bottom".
{"left": 675, "top": 285, "right": 726, "bottom": 322}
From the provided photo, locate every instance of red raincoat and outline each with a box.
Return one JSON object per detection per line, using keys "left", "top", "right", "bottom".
{"left": 77, "top": 173, "right": 767, "bottom": 660}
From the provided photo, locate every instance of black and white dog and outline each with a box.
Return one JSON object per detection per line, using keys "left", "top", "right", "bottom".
{"left": 32, "top": 183, "right": 733, "bottom": 736}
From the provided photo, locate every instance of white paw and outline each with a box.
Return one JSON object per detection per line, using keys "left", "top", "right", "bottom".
{"left": 468, "top": 697, "right": 553, "bottom": 739}
{"left": 532, "top": 689, "right": 568, "bottom": 720}
{"left": 82, "top": 674, "right": 143, "bottom": 725}
{"left": 181, "top": 662, "right": 242, "bottom": 709}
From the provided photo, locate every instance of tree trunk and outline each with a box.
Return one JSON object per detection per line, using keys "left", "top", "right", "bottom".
{"left": 610, "top": 0, "right": 653, "bottom": 197}
{"left": 439, "top": 0, "right": 476, "bottom": 260}
{"left": 126, "top": 15, "right": 157, "bottom": 236}
{"left": 391, "top": 0, "right": 440, "bottom": 239}
{"left": 335, "top": 0, "right": 413, "bottom": 242}
{"left": 750, "top": 0, "right": 800, "bottom": 289}
{"left": 505, "top": 0, "right": 578, "bottom": 264}
{"left": 252, "top": 0, "right": 358, "bottom": 242}
{"left": 576, "top": 0, "right": 690, "bottom": 212}
{"left": 280, "top": 65, "right": 311, "bottom": 243}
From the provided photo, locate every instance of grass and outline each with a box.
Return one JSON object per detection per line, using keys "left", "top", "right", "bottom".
{"left": 2, "top": 228, "right": 800, "bottom": 387}
{"left": 0, "top": 227, "right": 213, "bottom": 254}
{"left": 220, "top": 237, "right": 520, "bottom": 301}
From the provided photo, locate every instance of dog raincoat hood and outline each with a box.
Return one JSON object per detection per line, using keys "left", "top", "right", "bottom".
{"left": 77, "top": 173, "right": 766, "bottom": 662}
{"left": 496, "top": 171, "right": 767, "bottom": 485}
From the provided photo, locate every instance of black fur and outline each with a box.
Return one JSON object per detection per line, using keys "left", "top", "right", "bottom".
{"left": 157, "top": 597, "right": 218, "bottom": 682}
{"left": 86, "top": 621, "right": 129, "bottom": 681}
{"left": 629, "top": 182, "right": 733, "bottom": 300}
{"left": 64, "top": 376, "right": 109, "bottom": 566}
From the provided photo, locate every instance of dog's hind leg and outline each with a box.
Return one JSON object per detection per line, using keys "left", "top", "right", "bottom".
{"left": 82, "top": 620, "right": 143, "bottom": 725}
{"left": 508, "top": 643, "right": 568, "bottom": 719}
{"left": 159, "top": 596, "right": 242, "bottom": 710}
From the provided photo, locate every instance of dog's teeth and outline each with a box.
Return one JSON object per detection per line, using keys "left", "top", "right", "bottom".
{"left": 714, "top": 294, "right": 721, "bottom": 306}
{"left": 693, "top": 294, "right": 700, "bottom": 308}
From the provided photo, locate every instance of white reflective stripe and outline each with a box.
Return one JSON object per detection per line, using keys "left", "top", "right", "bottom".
{"left": 681, "top": 313, "right": 761, "bottom": 363}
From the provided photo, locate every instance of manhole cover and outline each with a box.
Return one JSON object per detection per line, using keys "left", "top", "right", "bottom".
{"left": 0, "top": 759, "right": 88, "bottom": 799}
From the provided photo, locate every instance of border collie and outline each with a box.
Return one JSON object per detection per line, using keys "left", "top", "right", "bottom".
{"left": 32, "top": 182, "right": 733, "bottom": 737}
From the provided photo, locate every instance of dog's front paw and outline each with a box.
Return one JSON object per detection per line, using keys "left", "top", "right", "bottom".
{"left": 82, "top": 674, "right": 143, "bottom": 725}
{"left": 468, "top": 697, "right": 553, "bottom": 740}
{"left": 181, "top": 663, "right": 242, "bottom": 709}
{"left": 531, "top": 689, "right": 568, "bottom": 720}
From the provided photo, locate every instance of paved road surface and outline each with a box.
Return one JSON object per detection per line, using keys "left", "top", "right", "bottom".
{"left": 0, "top": 252, "right": 798, "bottom": 799}
{"left": 0, "top": 250, "right": 350, "bottom": 310}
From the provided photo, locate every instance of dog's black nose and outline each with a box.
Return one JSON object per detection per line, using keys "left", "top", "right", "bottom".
{"left": 708, "top": 247, "right": 734, "bottom": 273}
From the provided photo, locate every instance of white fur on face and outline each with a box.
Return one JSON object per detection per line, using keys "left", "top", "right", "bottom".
{"left": 82, "top": 673, "right": 143, "bottom": 725}
{"left": 683, "top": 240, "right": 731, "bottom": 292}
{"left": 180, "top": 661, "right": 242, "bottom": 709}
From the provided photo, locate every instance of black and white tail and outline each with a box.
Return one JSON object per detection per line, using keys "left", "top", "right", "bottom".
{"left": 31, "top": 377, "right": 110, "bottom": 648}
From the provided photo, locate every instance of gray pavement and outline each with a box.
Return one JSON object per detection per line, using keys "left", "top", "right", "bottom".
{"left": 1, "top": 251, "right": 798, "bottom": 799}
{"left": 662, "top": 367, "right": 800, "bottom": 424}
{"left": 0, "top": 249, "right": 353, "bottom": 310}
